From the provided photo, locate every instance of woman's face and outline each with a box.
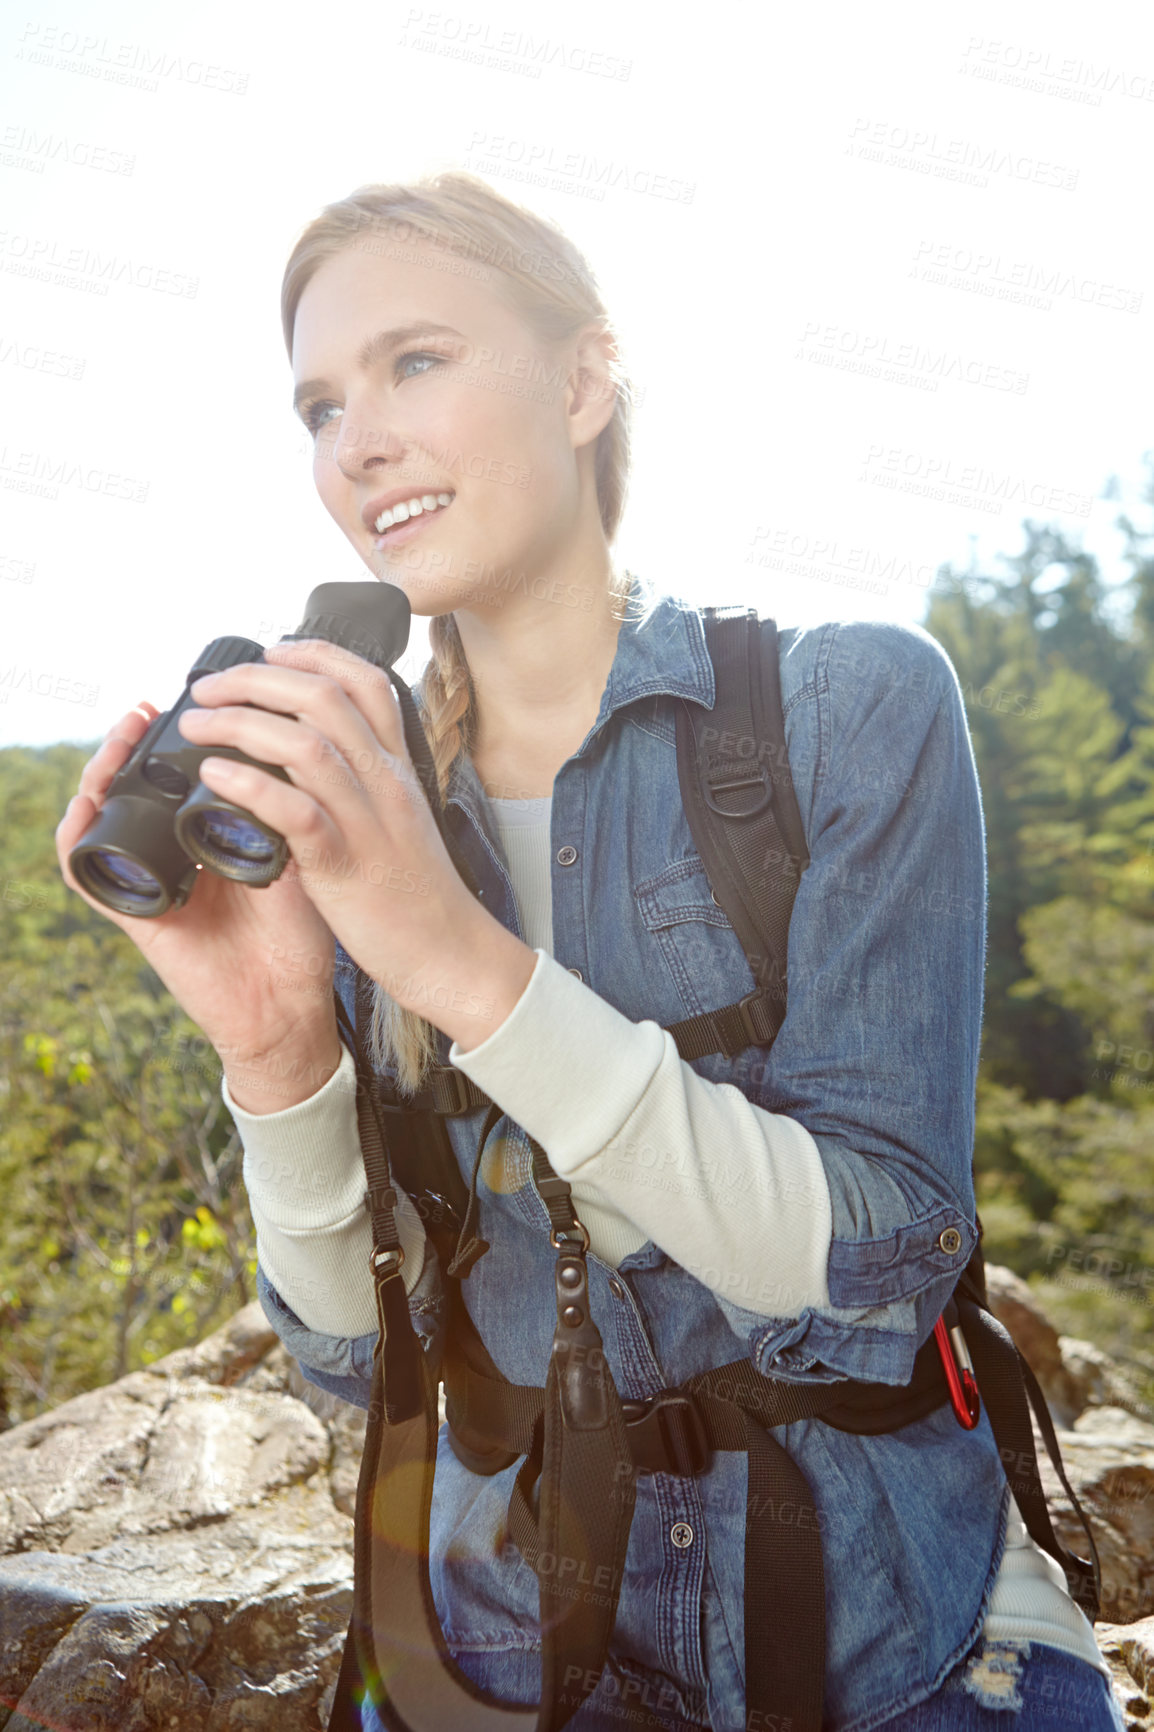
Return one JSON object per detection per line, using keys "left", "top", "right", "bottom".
{"left": 290, "top": 236, "right": 606, "bottom": 617}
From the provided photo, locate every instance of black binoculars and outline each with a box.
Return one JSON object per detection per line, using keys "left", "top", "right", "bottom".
{"left": 69, "top": 582, "right": 412, "bottom": 918}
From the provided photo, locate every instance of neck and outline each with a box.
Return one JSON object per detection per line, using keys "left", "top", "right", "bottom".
{"left": 452, "top": 541, "right": 627, "bottom": 794}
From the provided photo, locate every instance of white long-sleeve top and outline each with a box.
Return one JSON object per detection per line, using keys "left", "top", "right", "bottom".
{"left": 225, "top": 792, "right": 1109, "bottom": 1682}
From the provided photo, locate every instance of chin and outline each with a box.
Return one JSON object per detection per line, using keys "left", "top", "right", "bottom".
{"left": 369, "top": 562, "right": 476, "bottom": 620}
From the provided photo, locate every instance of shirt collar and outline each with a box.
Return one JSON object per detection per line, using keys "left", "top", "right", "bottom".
{"left": 439, "top": 574, "right": 715, "bottom": 816}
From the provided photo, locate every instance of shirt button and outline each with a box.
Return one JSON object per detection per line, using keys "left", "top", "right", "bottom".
{"left": 608, "top": 1276, "right": 625, "bottom": 1300}
{"left": 556, "top": 845, "right": 578, "bottom": 866}
{"left": 567, "top": 967, "right": 583, "bottom": 981}
{"left": 938, "top": 1227, "right": 963, "bottom": 1254}
{"left": 670, "top": 1522, "right": 694, "bottom": 1549}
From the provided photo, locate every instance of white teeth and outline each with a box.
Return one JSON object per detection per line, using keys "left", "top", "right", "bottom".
{"left": 374, "top": 493, "right": 454, "bottom": 534}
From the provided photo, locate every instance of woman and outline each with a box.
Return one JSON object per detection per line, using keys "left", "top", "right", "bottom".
{"left": 56, "top": 173, "right": 1123, "bottom": 1731}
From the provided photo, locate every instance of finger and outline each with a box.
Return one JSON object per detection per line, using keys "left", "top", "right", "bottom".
{"left": 79, "top": 703, "right": 160, "bottom": 806}
{"left": 77, "top": 732, "right": 139, "bottom": 806}
{"left": 195, "top": 753, "right": 347, "bottom": 888}
{"left": 181, "top": 649, "right": 412, "bottom": 800}
{"left": 55, "top": 791, "right": 119, "bottom": 905}
{"left": 192, "top": 640, "right": 404, "bottom": 758}
{"left": 177, "top": 704, "right": 417, "bottom": 823}
{"left": 100, "top": 699, "right": 159, "bottom": 748}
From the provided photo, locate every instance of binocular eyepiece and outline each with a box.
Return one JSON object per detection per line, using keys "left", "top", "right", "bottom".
{"left": 69, "top": 582, "right": 412, "bottom": 918}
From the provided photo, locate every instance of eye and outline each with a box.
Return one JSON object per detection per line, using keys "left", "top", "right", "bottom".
{"left": 301, "top": 400, "right": 341, "bottom": 437}
{"left": 397, "top": 350, "right": 445, "bottom": 380}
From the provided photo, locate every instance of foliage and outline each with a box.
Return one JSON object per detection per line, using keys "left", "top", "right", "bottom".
{"left": 926, "top": 466, "right": 1154, "bottom": 1405}
{"left": 0, "top": 744, "right": 256, "bottom": 1426}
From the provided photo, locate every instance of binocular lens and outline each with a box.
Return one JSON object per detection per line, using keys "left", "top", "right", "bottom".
{"left": 194, "top": 810, "right": 279, "bottom": 864}
{"left": 179, "top": 805, "right": 286, "bottom": 883}
{"left": 82, "top": 849, "right": 167, "bottom": 911}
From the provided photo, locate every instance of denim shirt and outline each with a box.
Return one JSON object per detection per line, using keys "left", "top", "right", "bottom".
{"left": 256, "top": 579, "right": 1012, "bottom": 1732}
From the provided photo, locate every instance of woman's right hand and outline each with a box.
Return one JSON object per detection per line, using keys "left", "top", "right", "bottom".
{"left": 55, "top": 700, "right": 343, "bottom": 1112}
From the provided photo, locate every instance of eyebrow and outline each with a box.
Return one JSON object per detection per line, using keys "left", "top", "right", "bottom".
{"left": 292, "top": 323, "right": 465, "bottom": 414}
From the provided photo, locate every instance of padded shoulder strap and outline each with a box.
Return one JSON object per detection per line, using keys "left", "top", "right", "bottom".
{"left": 673, "top": 607, "right": 809, "bottom": 1054}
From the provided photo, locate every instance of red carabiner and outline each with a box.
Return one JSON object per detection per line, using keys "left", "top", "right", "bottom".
{"left": 934, "top": 1314, "right": 981, "bottom": 1429}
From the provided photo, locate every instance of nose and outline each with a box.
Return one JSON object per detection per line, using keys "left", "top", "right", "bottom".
{"left": 330, "top": 385, "right": 406, "bottom": 478}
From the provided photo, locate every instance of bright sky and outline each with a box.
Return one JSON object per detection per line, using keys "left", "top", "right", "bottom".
{"left": 2, "top": 0, "right": 1152, "bottom": 747}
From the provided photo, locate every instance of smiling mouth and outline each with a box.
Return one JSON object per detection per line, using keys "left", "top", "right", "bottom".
{"left": 373, "top": 491, "right": 455, "bottom": 537}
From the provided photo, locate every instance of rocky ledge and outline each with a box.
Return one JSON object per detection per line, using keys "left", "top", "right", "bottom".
{"left": 2, "top": 1267, "right": 1154, "bottom": 1728}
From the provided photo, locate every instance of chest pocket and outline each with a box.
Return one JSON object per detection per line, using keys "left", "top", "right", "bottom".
{"left": 634, "top": 853, "right": 757, "bottom": 1020}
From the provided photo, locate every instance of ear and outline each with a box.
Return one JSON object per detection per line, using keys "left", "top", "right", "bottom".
{"left": 565, "top": 321, "right": 620, "bottom": 451}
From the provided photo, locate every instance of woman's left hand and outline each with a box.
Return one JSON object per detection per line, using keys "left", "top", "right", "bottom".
{"left": 178, "top": 638, "right": 531, "bottom": 1044}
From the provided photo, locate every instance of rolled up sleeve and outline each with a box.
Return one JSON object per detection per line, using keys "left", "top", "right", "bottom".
{"left": 743, "top": 619, "right": 987, "bottom": 1386}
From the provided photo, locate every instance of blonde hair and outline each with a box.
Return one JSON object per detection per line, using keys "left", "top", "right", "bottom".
{"left": 281, "top": 170, "right": 642, "bottom": 1092}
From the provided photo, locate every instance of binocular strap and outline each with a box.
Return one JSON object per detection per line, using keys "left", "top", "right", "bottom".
{"left": 349, "top": 1348, "right": 538, "bottom": 1730}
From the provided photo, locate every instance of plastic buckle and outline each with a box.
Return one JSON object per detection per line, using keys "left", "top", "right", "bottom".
{"left": 735, "top": 990, "right": 772, "bottom": 1050}
{"left": 430, "top": 1066, "right": 476, "bottom": 1116}
{"left": 622, "top": 1391, "right": 712, "bottom": 1477}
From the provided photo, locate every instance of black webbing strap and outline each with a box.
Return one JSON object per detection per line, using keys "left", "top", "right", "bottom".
{"left": 664, "top": 986, "right": 780, "bottom": 1063}
{"left": 458, "top": 1320, "right": 959, "bottom": 1732}
{"left": 338, "top": 976, "right": 421, "bottom": 1427}
{"left": 674, "top": 610, "right": 810, "bottom": 1048}
{"left": 538, "top": 1247, "right": 637, "bottom": 1731}
{"left": 956, "top": 1296, "right": 1101, "bottom": 1620}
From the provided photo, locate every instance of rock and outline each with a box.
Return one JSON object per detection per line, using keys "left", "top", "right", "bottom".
{"left": 1097, "top": 1616, "right": 1154, "bottom": 1727}
{"left": 982, "top": 1264, "right": 1154, "bottom": 1432}
{"left": 0, "top": 1303, "right": 362, "bottom": 1730}
{"left": 1026, "top": 1406, "right": 1154, "bottom": 1630}
{"left": 1061, "top": 1335, "right": 1154, "bottom": 1426}
{"left": 983, "top": 1263, "right": 1089, "bottom": 1429}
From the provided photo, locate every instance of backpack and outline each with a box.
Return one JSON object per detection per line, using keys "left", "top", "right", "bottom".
{"left": 325, "top": 605, "right": 1102, "bottom": 1732}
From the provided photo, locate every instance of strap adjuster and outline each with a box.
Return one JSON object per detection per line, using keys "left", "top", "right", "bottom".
{"left": 735, "top": 989, "right": 774, "bottom": 1049}
{"left": 429, "top": 1066, "right": 479, "bottom": 1116}
{"left": 703, "top": 761, "right": 773, "bottom": 819}
{"left": 621, "top": 1391, "right": 712, "bottom": 1477}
